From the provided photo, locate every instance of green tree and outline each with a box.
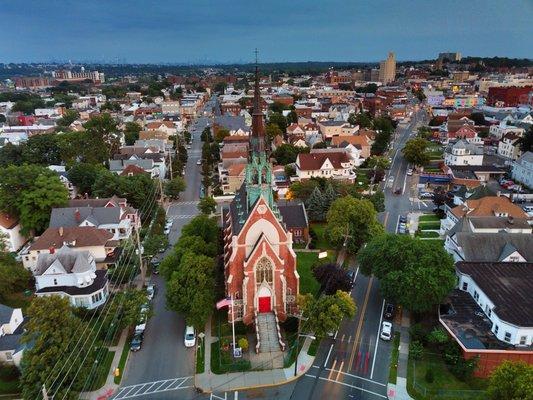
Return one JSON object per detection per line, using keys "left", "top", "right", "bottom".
{"left": 181, "top": 214, "right": 219, "bottom": 244}
{"left": 306, "top": 186, "right": 326, "bottom": 222}
{"left": 0, "top": 252, "right": 32, "bottom": 301}
{"left": 348, "top": 112, "right": 372, "bottom": 129}
{"left": 325, "top": 196, "right": 383, "bottom": 255}
{"left": 323, "top": 183, "right": 338, "bottom": 211}
{"left": 83, "top": 113, "right": 120, "bottom": 159}
{"left": 164, "top": 177, "right": 187, "bottom": 200}
{"left": 0, "top": 143, "right": 23, "bottom": 167}
{"left": 166, "top": 252, "right": 216, "bottom": 329}
{"left": 299, "top": 290, "right": 356, "bottom": 338}
{"left": 403, "top": 138, "right": 430, "bottom": 166}
{"left": 416, "top": 126, "right": 433, "bottom": 139}
{"left": 0, "top": 165, "right": 68, "bottom": 235}
{"left": 488, "top": 361, "right": 533, "bottom": 400}
{"left": 124, "top": 121, "right": 142, "bottom": 145}
{"left": 366, "top": 190, "right": 385, "bottom": 212}
{"left": 56, "top": 109, "right": 80, "bottom": 128}
{"left": 19, "top": 174, "right": 69, "bottom": 235}
{"left": 21, "top": 296, "right": 94, "bottom": 400}
{"left": 366, "top": 155, "right": 390, "bottom": 170}
{"left": 269, "top": 112, "right": 287, "bottom": 133}
{"left": 269, "top": 101, "right": 287, "bottom": 114}
{"left": 357, "top": 234, "right": 456, "bottom": 312}
{"left": 214, "top": 128, "right": 230, "bottom": 143}
{"left": 20, "top": 133, "right": 62, "bottom": 165}
{"left": 67, "top": 163, "right": 106, "bottom": 195}
{"left": 198, "top": 196, "right": 217, "bottom": 215}
{"left": 143, "top": 233, "right": 169, "bottom": 258}
{"left": 519, "top": 125, "right": 533, "bottom": 153}
{"left": 265, "top": 123, "right": 283, "bottom": 142}
{"left": 160, "top": 234, "right": 217, "bottom": 280}
{"left": 272, "top": 143, "right": 308, "bottom": 165}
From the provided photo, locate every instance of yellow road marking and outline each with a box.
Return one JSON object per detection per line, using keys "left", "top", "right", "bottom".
{"left": 347, "top": 277, "right": 374, "bottom": 373}
{"left": 335, "top": 361, "right": 344, "bottom": 381}
{"left": 328, "top": 358, "right": 338, "bottom": 380}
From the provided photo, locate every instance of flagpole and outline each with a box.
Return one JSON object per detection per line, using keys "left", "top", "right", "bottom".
{"left": 230, "top": 294, "right": 236, "bottom": 356}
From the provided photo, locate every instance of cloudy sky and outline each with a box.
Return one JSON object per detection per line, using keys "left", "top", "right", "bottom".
{"left": 1, "top": 0, "right": 532, "bottom": 63}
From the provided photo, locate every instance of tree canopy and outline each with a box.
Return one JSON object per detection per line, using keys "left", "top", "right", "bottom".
{"left": 164, "top": 177, "right": 187, "bottom": 200}
{"left": 488, "top": 360, "right": 533, "bottom": 400}
{"left": 299, "top": 290, "right": 356, "bottom": 338}
{"left": 357, "top": 234, "right": 456, "bottom": 312}
{"left": 272, "top": 143, "right": 309, "bottom": 165}
{"left": 403, "top": 138, "right": 430, "bottom": 166}
{"left": 325, "top": 196, "right": 383, "bottom": 255}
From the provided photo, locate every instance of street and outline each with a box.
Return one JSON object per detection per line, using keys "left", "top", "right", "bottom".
{"left": 116, "top": 99, "right": 217, "bottom": 400}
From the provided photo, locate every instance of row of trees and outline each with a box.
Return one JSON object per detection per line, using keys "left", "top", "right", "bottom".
{"left": 161, "top": 214, "right": 219, "bottom": 329}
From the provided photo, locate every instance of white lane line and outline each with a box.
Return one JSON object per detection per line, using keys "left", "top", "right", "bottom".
{"left": 317, "top": 377, "right": 387, "bottom": 398}
{"left": 371, "top": 300, "right": 386, "bottom": 379}
{"left": 324, "top": 343, "right": 334, "bottom": 368}
{"left": 402, "top": 173, "right": 408, "bottom": 194}
{"left": 235, "top": 391, "right": 238, "bottom": 400}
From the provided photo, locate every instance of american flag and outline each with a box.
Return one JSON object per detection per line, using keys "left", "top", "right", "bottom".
{"left": 216, "top": 297, "right": 232, "bottom": 309}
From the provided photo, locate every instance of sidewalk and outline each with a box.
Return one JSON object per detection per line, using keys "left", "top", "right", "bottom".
{"left": 80, "top": 328, "right": 129, "bottom": 400}
{"left": 387, "top": 310, "right": 413, "bottom": 400}
{"left": 195, "top": 318, "right": 316, "bottom": 392}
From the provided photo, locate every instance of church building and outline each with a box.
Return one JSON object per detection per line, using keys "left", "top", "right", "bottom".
{"left": 223, "top": 66, "right": 300, "bottom": 327}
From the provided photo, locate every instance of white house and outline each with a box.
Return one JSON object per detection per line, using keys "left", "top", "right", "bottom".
{"left": 34, "top": 246, "right": 109, "bottom": 310}
{"left": 0, "top": 213, "right": 26, "bottom": 252}
{"left": 497, "top": 132, "right": 523, "bottom": 160}
{"left": 512, "top": 151, "right": 533, "bottom": 189}
{"left": 489, "top": 122, "right": 525, "bottom": 140}
{"left": 455, "top": 262, "right": 533, "bottom": 346}
{"left": 0, "top": 304, "right": 25, "bottom": 366}
{"left": 444, "top": 140, "right": 484, "bottom": 166}
{"left": 295, "top": 149, "right": 356, "bottom": 181}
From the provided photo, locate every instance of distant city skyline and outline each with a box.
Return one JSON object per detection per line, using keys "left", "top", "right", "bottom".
{"left": 1, "top": 0, "right": 532, "bottom": 64}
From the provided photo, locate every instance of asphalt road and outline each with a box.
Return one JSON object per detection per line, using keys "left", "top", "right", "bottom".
{"left": 117, "top": 100, "right": 216, "bottom": 400}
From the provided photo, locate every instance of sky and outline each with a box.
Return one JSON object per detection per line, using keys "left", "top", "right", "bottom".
{"left": 1, "top": 0, "right": 532, "bottom": 64}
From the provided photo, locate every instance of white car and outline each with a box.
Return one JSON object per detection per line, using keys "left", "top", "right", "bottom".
{"left": 146, "top": 285, "right": 155, "bottom": 301}
{"left": 184, "top": 326, "right": 196, "bottom": 348}
{"left": 196, "top": 159, "right": 202, "bottom": 166}
{"left": 164, "top": 227, "right": 171, "bottom": 235}
{"left": 380, "top": 321, "right": 393, "bottom": 341}
{"left": 407, "top": 168, "right": 413, "bottom": 176}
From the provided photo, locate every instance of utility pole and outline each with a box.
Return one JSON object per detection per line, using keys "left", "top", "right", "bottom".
{"left": 158, "top": 176, "right": 164, "bottom": 205}
{"left": 136, "top": 225, "right": 145, "bottom": 287}
{"left": 42, "top": 384, "right": 50, "bottom": 400}
{"left": 168, "top": 146, "right": 174, "bottom": 180}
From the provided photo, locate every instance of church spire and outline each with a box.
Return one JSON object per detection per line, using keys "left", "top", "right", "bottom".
{"left": 250, "top": 49, "right": 265, "bottom": 155}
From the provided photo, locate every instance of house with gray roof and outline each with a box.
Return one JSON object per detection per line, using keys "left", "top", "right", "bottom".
{"left": 34, "top": 246, "right": 108, "bottom": 310}
{"left": 512, "top": 151, "right": 533, "bottom": 189}
{"left": 0, "top": 304, "right": 25, "bottom": 366}
{"left": 49, "top": 206, "right": 132, "bottom": 241}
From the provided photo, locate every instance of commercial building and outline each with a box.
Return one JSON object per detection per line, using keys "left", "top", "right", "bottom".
{"left": 378, "top": 52, "right": 396, "bottom": 84}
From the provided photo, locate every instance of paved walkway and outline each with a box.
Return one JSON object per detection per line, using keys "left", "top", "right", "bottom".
{"left": 80, "top": 328, "right": 129, "bottom": 400}
{"left": 196, "top": 318, "right": 316, "bottom": 392}
{"left": 387, "top": 310, "right": 413, "bottom": 400}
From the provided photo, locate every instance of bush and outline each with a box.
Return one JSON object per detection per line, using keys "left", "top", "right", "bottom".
{"left": 427, "top": 327, "right": 449, "bottom": 346}
{"left": 425, "top": 368, "right": 434, "bottom": 383}
{"left": 0, "top": 364, "right": 20, "bottom": 381}
{"left": 308, "top": 229, "right": 318, "bottom": 249}
{"left": 442, "top": 341, "right": 478, "bottom": 381}
{"left": 409, "top": 340, "right": 424, "bottom": 360}
{"left": 409, "top": 323, "right": 428, "bottom": 343}
{"left": 238, "top": 337, "right": 249, "bottom": 352}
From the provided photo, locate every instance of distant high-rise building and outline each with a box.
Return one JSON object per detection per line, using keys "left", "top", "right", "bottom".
{"left": 378, "top": 52, "right": 396, "bottom": 84}
{"left": 438, "top": 52, "right": 462, "bottom": 63}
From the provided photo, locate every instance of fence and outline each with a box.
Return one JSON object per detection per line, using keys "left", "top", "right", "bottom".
{"left": 411, "top": 361, "right": 487, "bottom": 400}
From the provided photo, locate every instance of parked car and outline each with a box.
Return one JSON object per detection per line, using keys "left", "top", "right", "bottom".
{"left": 407, "top": 168, "right": 413, "bottom": 176}
{"left": 196, "top": 159, "right": 202, "bottom": 165}
{"left": 394, "top": 188, "right": 402, "bottom": 195}
{"left": 419, "top": 192, "right": 433, "bottom": 199}
{"left": 164, "top": 227, "right": 171, "bottom": 235}
{"left": 130, "top": 333, "right": 143, "bottom": 351}
{"left": 380, "top": 321, "right": 393, "bottom": 341}
{"left": 184, "top": 326, "right": 196, "bottom": 348}
{"left": 146, "top": 285, "right": 156, "bottom": 301}
{"left": 346, "top": 270, "right": 356, "bottom": 288}
{"left": 384, "top": 303, "right": 395, "bottom": 319}
{"left": 135, "top": 323, "right": 146, "bottom": 335}
{"left": 399, "top": 216, "right": 407, "bottom": 223}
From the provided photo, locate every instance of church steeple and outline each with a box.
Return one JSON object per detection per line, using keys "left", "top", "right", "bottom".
{"left": 250, "top": 50, "right": 266, "bottom": 156}
{"left": 244, "top": 50, "right": 276, "bottom": 212}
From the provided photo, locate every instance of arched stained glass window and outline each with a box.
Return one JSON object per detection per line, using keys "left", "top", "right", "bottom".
{"left": 256, "top": 257, "right": 273, "bottom": 284}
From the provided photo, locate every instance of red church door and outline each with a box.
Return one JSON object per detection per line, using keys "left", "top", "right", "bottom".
{"left": 258, "top": 296, "right": 271, "bottom": 313}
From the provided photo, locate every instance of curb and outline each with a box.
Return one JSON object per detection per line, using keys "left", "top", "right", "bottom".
{"left": 194, "top": 354, "right": 316, "bottom": 393}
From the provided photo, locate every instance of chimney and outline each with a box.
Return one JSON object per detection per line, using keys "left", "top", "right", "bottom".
{"left": 508, "top": 216, "right": 514, "bottom": 224}
{"left": 59, "top": 226, "right": 64, "bottom": 237}
{"left": 49, "top": 247, "right": 55, "bottom": 254}
{"left": 74, "top": 208, "right": 81, "bottom": 222}
{"left": 497, "top": 191, "right": 501, "bottom": 197}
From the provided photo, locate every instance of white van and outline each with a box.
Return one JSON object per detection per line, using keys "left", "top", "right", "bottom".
{"left": 184, "top": 326, "right": 196, "bottom": 347}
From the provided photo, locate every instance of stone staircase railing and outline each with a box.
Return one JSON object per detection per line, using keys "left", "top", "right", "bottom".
{"left": 254, "top": 310, "right": 261, "bottom": 354}
{"left": 273, "top": 310, "right": 286, "bottom": 351}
